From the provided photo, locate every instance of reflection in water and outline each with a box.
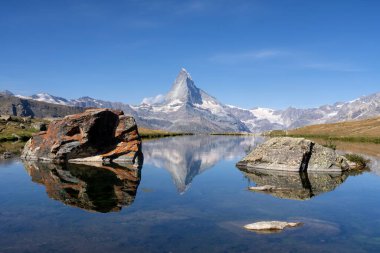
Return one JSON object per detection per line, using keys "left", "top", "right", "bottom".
{"left": 237, "top": 167, "right": 354, "bottom": 200}
{"left": 24, "top": 162, "right": 142, "bottom": 213}
{"left": 4, "top": 136, "right": 380, "bottom": 252}
{"left": 143, "top": 136, "right": 264, "bottom": 193}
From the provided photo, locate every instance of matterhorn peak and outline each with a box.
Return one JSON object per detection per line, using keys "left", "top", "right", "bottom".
{"left": 180, "top": 67, "right": 192, "bottom": 79}
{"left": 165, "top": 68, "right": 202, "bottom": 104}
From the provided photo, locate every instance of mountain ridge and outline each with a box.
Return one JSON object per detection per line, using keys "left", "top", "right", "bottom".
{"left": 2, "top": 69, "right": 380, "bottom": 133}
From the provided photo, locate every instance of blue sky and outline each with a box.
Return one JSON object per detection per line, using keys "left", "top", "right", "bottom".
{"left": 1, "top": 0, "right": 379, "bottom": 109}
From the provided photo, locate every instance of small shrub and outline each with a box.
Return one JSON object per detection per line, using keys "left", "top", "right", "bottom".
{"left": 344, "top": 154, "right": 370, "bottom": 170}
{"left": 323, "top": 138, "right": 336, "bottom": 150}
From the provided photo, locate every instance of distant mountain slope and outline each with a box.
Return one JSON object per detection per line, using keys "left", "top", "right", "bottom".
{"left": 0, "top": 94, "right": 84, "bottom": 118}
{"left": 15, "top": 93, "right": 71, "bottom": 106}
{"left": 225, "top": 93, "right": 380, "bottom": 132}
{"left": 3, "top": 68, "right": 380, "bottom": 132}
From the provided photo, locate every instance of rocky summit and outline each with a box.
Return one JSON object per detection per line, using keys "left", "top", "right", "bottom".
{"left": 21, "top": 108, "right": 142, "bottom": 164}
{"left": 237, "top": 137, "right": 351, "bottom": 172}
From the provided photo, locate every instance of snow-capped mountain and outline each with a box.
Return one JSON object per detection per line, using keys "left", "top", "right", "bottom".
{"left": 15, "top": 93, "right": 71, "bottom": 106}
{"left": 132, "top": 68, "right": 249, "bottom": 132}
{"left": 225, "top": 94, "right": 380, "bottom": 131}
{"left": 5, "top": 68, "right": 380, "bottom": 133}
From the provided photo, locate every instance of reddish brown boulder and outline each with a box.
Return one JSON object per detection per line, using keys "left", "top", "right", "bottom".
{"left": 21, "top": 108, "right": 142, "bottom": 163}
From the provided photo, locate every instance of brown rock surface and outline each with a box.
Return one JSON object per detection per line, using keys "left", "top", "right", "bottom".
{"left": 21, "top": 108, "right": 142, "bottom": 163}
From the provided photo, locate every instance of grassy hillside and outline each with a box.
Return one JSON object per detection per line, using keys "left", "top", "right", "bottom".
{"left": 269, "top": 117, "right": 380, "bottom": 144}
{"left": 0, "top": 117, "right": 43, "bottom": 141}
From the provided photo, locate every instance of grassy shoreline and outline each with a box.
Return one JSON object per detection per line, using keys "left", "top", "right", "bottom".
{"left": 138, "top": 127, "right": 193, "bottom": 139}
{"left": 267, "top": 131, "right": 380, "bottom": 144}
{"left": 210, "top": 132, "right": 254, "bottom": 136}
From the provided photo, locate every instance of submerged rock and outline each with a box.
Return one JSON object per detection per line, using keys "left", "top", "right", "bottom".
{"left": 21, "top": 108, "right": 142, "bottom": 163}
{"left": 248, "top": 185, "right": 276, "bottom": 191}
{"left": 237, "top": 137, "right": 351, "bottom": 172}
{"left": 244, "top": 221, "right": 302, "bottom": 232}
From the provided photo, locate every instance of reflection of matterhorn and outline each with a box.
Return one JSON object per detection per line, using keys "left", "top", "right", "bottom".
{"left": 143, "top": 136, "right": 262, "bottom": 193}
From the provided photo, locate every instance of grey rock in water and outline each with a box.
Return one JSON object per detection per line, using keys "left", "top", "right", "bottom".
{"left": 237, "top": 137, "right": 350, "bottom": 172}
{"left": 248, "top": 185, "right": 276, "bottom": 191}
{"left": 244, "top": 221, "right": 302, "bottom": 232}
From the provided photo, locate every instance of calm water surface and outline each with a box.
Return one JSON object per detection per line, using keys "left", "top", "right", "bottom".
{"left": 1, "top": 136, "right": 380, "bottom": 253}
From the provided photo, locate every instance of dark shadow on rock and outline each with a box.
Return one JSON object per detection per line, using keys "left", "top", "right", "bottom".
{"left": 236, "top": 165, "right": 362, "bottom": 200}
{"left": 23, "top": 161, "right": 142, "bottom": 213}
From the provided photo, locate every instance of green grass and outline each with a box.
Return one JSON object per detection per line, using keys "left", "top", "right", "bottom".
{"left": 344, "top": 154, "right": 370, "bottom": 170}
{"left": 210, "top": 132, "right": 254, "bottom": 136}
{"left": 267, "top": 131, "right": 380, "bottom": 144}
{"left": 0, "top": 127, "right": 37, "bottom": 142}
{"left": 138, "top": 127, "right": 193, "bottom": 139}
{"left": 265, "top": 130, "right": 287, "bottom": 137}
{"left": 0, "top": 141, "right": 26, "bottom": 155}
{"left": 288, "top": 134, "right": 380, "bottom": 144}
{"left": 322, "top": 138, "right": 337, "bottom": 150}
{"left": 0, "top": 116, "right": 46, "bottom": 142}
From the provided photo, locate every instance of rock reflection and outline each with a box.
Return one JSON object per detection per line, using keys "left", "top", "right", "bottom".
{"left": 237, "top": 167, "right": 355, "bottom": 200}
{"left": 23, "top": 162, "right": 142, "bottom": 212}
{"left": 143, "top": 136, "right": 263, "bottom": 193}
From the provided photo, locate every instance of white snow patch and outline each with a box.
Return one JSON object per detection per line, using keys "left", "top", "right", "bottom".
{"left": 327, "top": 111, "right": 338, "bottom": 117}
{"left": 225, "top": 104, "right": 247, "bottom": 110}
{"left": 24, "top": 93, "right": 70, "bottom": 105}
{"left": 250, "top": 107, "right": 283, "bottom": 124}
{"left": 15, "top": 95, "right": 32, "bottom": 99}
{"left": 194, "top": 99, "right": 229, "bottom": 116}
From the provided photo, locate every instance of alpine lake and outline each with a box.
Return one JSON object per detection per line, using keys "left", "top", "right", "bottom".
{"left": 1, "top": 135, "right": 380, "bottom": 253}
